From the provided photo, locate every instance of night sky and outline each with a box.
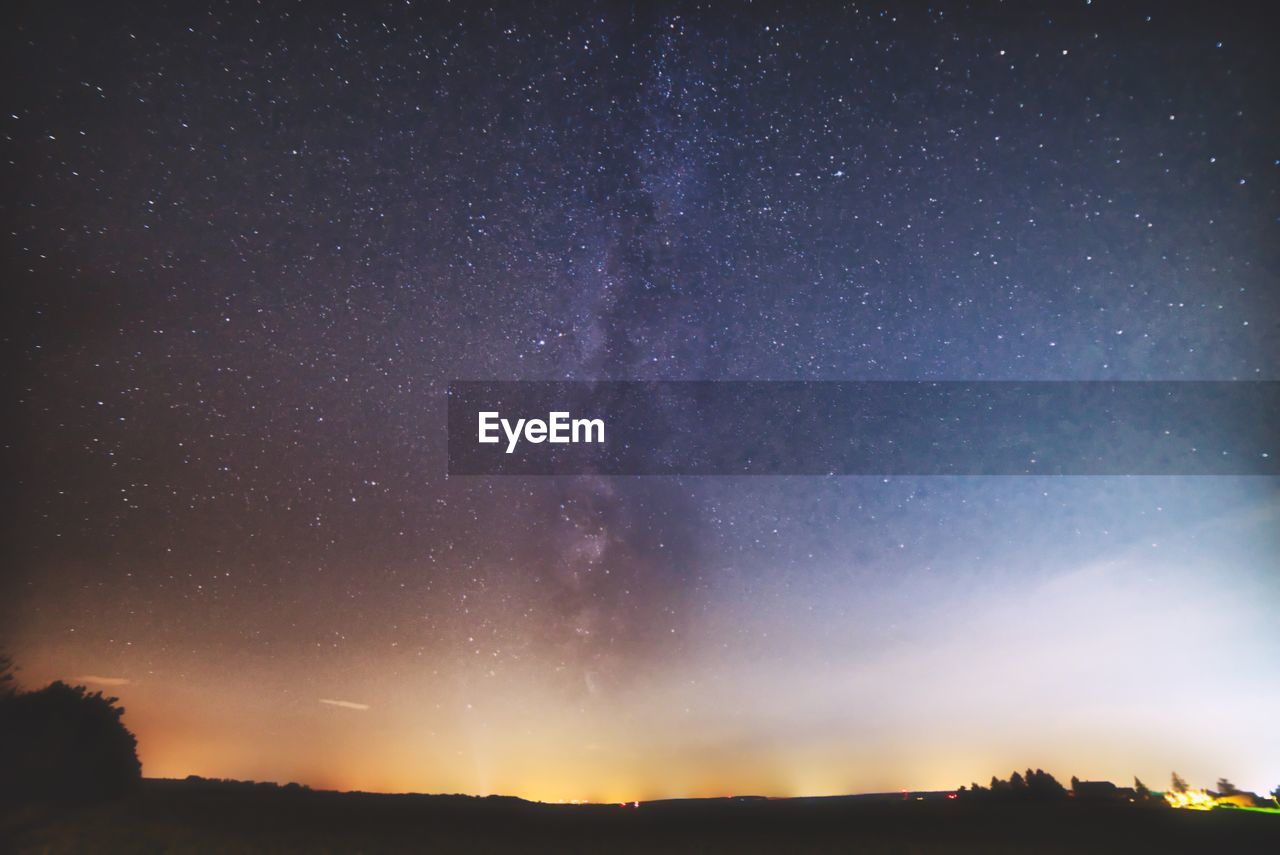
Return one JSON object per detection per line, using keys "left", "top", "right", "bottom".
{"left": 4, "top": 2, "right": 1278, "bottom": 800}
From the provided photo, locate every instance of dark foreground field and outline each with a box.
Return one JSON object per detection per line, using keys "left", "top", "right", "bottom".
{"left": 3, "top": 780, "right": 1277, "bottom": 854}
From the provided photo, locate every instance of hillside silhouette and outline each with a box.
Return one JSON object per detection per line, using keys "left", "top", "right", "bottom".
{"left": 4, "top": 777, "right": 1279, "bottom": 854}
{"left": 1, "top": 655, "right": 1276, "bottom": 852}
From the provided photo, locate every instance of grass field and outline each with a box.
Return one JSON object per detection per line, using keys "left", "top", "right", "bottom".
{"left": 3, "top": 780, "right": 1278, "bottom": 853}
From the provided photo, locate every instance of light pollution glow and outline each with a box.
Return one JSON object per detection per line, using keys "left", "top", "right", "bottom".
{"left": 13, "top": 482, "right": 1279, "bottom": 803}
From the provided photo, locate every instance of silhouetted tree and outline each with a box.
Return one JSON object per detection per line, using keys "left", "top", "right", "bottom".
{"left": 1071, "top": 775, "right": 1081, "bottom": 791}
{"left": 972, "top": 770, "right": 1066, "bottom": 802}
{"left": 1024, "top": 769, "right": 1067, "bottom": 800}
{"left": 1170, "top": 772, "right": 1188, "bottom": 794}
{"left": 1134, "top": 777, "right": 1151, "bottom": 800}
{"left": 0, "top": 679, "right": 141, "bottom": 804}
{"left": 0, "top": 652, "right": 15, "bottom": 697}
{"left": 1215, "top": 778, "right": 1239, "bottom": 796}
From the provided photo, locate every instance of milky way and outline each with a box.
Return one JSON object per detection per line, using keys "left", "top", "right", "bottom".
{"left": 4, "top": 3, "right": 1277, "bottom": 799}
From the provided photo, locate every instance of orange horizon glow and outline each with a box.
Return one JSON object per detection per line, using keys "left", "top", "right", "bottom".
{"left": 14, "top": 524, "right": 1279, "bottom": 805}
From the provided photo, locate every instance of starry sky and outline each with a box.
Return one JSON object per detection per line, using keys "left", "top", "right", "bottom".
{"left": 3, "top": 1, "right": 1278, "bottom": 801}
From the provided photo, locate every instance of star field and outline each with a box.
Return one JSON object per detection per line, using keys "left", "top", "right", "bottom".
{"left": 3, "top": 2, "right": 1277, "bottom": 799}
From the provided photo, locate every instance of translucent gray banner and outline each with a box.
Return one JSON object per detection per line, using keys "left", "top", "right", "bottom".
{"left": 447, "top": 382, "right": 1278, "bottom": 476}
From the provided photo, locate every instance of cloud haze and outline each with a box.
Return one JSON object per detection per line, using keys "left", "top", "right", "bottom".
{"left": 76, "top": 675, "right": 131, "bottom": 687}
{"left": 319, "top": 698, "right": 371, "bottom": 711}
